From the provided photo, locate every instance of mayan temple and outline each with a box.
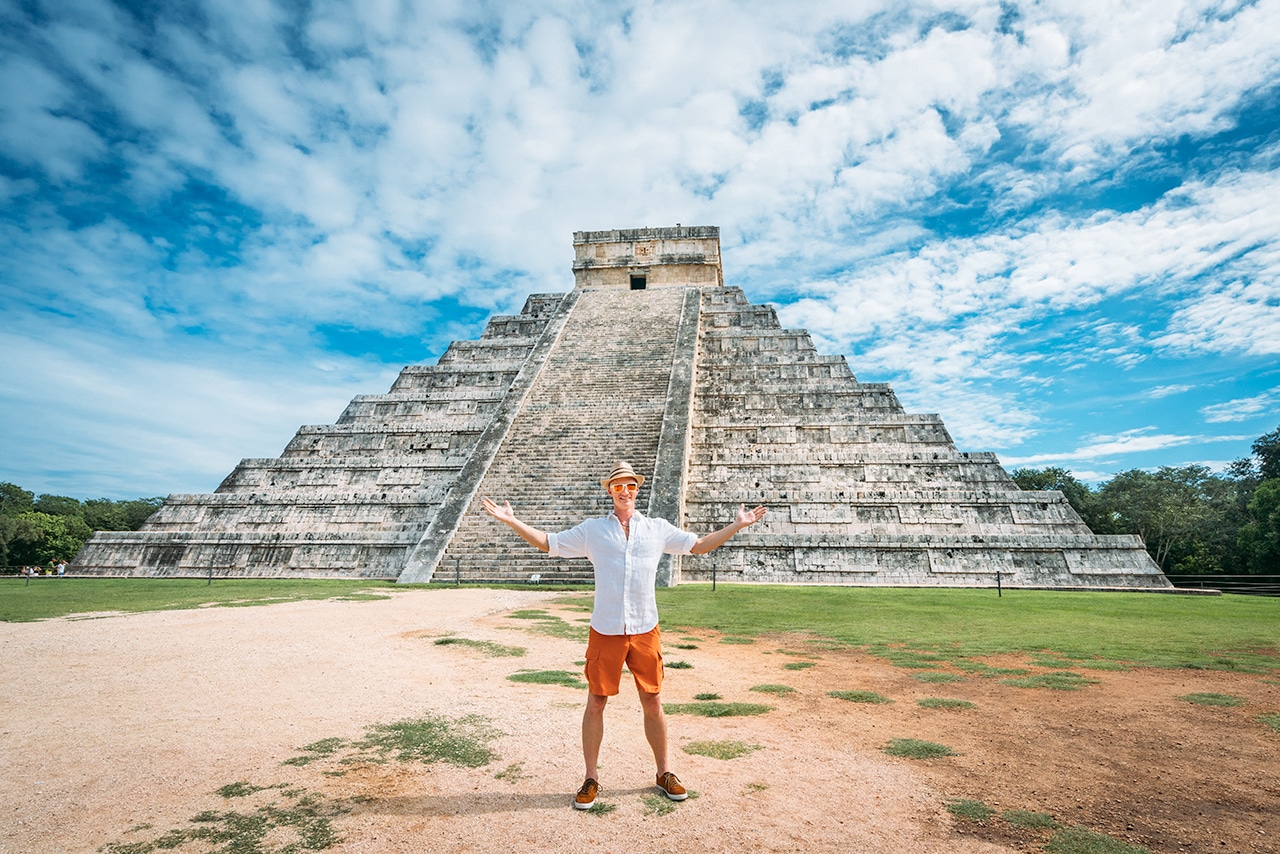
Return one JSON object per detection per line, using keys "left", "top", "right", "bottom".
{"left": 74, "top": 225, "right": 1171, "bottom": 589}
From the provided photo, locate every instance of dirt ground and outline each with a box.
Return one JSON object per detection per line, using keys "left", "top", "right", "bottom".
{"left": 1, "top": 588, "right": 1277, "bottom": 854}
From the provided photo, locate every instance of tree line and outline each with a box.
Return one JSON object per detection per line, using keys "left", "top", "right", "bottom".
{"left": 1012, "top": 425, "right": 1280, "bottom": 575}
{"left": 0, "top": 483, "right": 162, "bottom": 568}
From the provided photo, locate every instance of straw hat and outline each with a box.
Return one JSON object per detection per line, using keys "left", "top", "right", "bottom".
{"left": 600, "top": 460, "right": 645, "bottom": 489}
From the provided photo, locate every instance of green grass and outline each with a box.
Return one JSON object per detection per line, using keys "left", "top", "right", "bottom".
{"left": 883, "top": 738, "right": 955, "bottom": 758}
{"left": 433, "top": 637, "right": 526, "bottom": 657}
{"left": 663, "top": 701, "right": 772, "bottom": 717}
{"left": 1255, "top": 712, "right": 1280, "bottom": 732}
{"left": 719, "top": 635, "right": 755, "bottom": 644}
{"left": 682, "top": 740, "right": 762, "bottom": 760}
{"left": 693, "top": 692, "right": 721, "bottom": 700}
{"left": 673, "top": 643, "right": 699, "bottom": 649}
{"left": 918, "top": 698, "right": 976, "bottom": 710}
{"left": 585, "top": 800, "right": 616, "bottom": 816}
{"left": 1178, "top": 692, "right": 1244, "bottom": 706}
{"left": 641, "top": 793, "right": 678, "bottom": 815}
{"left": 507, "top": 669, "right": 587, "bottom": 689}
{"left": 503, "top": 609, "right": 588, "bottom": 641}
{"left": 1045, "top": 826, "right": 1151, "bottom": 853}
{"left": 1002, "top": 673, "right": 1101, "bottom": 691}
{"left": 0, "top": 577, "right": 400, "bottom": 622}
{"left": 783, "top": 661, "right": 816, "bottom": 670}
{"left": 911, "top": 671, "right": 965, "bottom": 684}
{"left": 945, "top": 798, "right": 995, "bottom": 822}
{"left": 666, "top": 660, "right": 693, "bottom": 669}
{"left": 1003, "top": 809, "right": 1062, "bottom": 829}
{"left": 100, "top": 785, "right": 349, "bottom": 853}
{"left": 494, "top": 762, "right": 526, "bottom": 783}
{"left": 829, "top": 690, "right": 893, "bottom": 704}
{"left": 657, "top": 586, "right": 1280, "bottom": 671}
{"left": 283, "top": 714, "right": 500, "bottom": 768}
{"left": 749, "top": 683, "right": 795, "bottom": 695}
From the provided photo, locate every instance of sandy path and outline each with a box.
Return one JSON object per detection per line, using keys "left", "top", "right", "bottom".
{"left": 2, "top": 588, "right": 1276, "bottom": 854}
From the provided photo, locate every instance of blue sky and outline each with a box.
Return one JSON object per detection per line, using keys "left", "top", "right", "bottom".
{"left": 2, "top": 0, "right": 1278, "bottom": 500}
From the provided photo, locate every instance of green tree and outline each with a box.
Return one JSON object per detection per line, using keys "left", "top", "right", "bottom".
{"left": 0, "top": 482, "right": 35, "bottom": 517}
{"left": 1096, "top": 465, "right": 1235, "bottom": 572}
{"left": 33, "top": 493, "right": 83, "bottom": 517}
{"left": 1236, "top": 479, "right": 1280, "bottom": 574}
{"left": 6, "top": 512, "right": 93, "bottom": 566}
{"left": 1253, "top": 427, "right": 1280, "bottom": 481}
{"left": 82, "top": 497, "right": 163, "bottom": 531}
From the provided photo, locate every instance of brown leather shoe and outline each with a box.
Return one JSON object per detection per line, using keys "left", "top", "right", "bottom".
{"left": 656, "top": 771, "right": 688, "bottom": 801}
{"left": 574, "top": 778, "right": 598, "bottom": 810}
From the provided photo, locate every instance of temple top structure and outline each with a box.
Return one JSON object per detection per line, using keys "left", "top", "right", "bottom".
{"left": 572, "top": 225, "right": 723, "bottom": 290}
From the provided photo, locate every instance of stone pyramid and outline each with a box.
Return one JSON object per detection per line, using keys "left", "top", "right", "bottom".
{"left": 74, "top": 226, "right": 1171, "bottom": 589}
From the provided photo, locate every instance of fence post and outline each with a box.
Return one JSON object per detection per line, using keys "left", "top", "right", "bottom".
{"left": 996, "top": 571, "right": 1002, "bottom": 597}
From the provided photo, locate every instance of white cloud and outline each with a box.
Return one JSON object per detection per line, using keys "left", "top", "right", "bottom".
{"left": 1200, "top": 389, "right": 1280, "bottom": 423}
{"left": 1002, "top": 428, "right": 1207, "bottom": 466}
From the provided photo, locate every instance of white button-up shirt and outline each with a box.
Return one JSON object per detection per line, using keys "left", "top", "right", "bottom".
{"left": 547, "top": 512, "right": 697, "bottom": 636}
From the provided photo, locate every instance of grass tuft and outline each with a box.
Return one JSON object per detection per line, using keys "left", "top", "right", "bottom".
{"left": 433, "top": 637, "right": 526, "bottom": 657}
{"left": 749, "top": 683, "right": 795, "bottom": 695}
{"left": 1045, "top": 826, "right": 1152, "bottom": 853}
{"left": 504, "top": 609, "right": 588, "bottom": 641}
{"left": 719, "top": 636, "right": 755, "bottom": 644}
{"left": 911, "top": 671, "right": 964, "bottom": 684}
{"left": 883, "top": 738, "right": 955, "bottom": 759}
{"left": 693, "top": 692, "right": 721, "bottom": 700}
{"left": 945, "top": 798, "right": 995, "bottom": 822}
{"left": 673, "top": 643, "right": 699, "bottom": 649}
{"left": 1002, "top": 673, "right": 1100, "bottom": 691}
{"left": 284, "top": 714, "right": 500, "bottom": 769}
{"left": 1178, "top": 692, "right": 1244, "bottom": 707}
{"left": 666, "top": 660, "right": 693, "bottom": 669}
{"left": 783, "top": 661, "right": 816, "bottom": 671}
{"left": 829, "top": 690, "right": 893, "bottom": 704}
{"left": 663, "top": 702, "right": 772, "bottom": 717}
{"left": 1003, "top": 809, "right": 1062, "bottom": 829}
{"left": 1256, "top": 712, "right": 1280, "bottom": 732}
{"left": 508, "top": 669, "right": 587, "bottom": 689}
{"left": 682, "top": 740, "right": 762, "bottom": 760}
{"left": 215, "top": 781, "right": 270, "bottom": 798}
{"left": 641, "top": 794, "right": 678, "bottom": 815}
{"left": 918, "top": 698, "right": 976, "bottom": 710}
{"left": 585, "top": 800, "right": 616, "bottom": 816}
{"left": 494, "top": 762, "right": 525, "bottom": 783}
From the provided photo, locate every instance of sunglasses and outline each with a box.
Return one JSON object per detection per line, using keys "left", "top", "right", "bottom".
{"left": 608, "top": 482, "right": 639, "bottom": 494}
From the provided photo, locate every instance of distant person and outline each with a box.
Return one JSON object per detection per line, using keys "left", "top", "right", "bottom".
{"left": 56, "top": 560, "right": 66, "bottom": 578}
{"left": 482, "top": 461, "right": 766, "bottom": 810}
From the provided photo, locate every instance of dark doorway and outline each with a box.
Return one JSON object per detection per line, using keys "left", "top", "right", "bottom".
{"left": 630, "top": 275, "right": 647, "bottom": 290}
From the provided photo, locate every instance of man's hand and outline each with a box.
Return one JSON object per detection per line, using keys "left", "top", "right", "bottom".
{"left": 735, "top": 504, "right": 767, "bottom": 528}
{"left": 480, "top": 497, "right": 517, "bottom": 524}
{"left": 480, "top": 497, "right": 550, "bottom": 553}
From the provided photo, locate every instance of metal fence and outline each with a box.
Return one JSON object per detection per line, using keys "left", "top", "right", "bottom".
{"left": 1166, "top": 574, "right": 1280, "bottom": 597}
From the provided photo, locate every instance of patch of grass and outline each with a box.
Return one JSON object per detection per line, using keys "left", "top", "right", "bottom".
{"left": 693, "top": 692, "right": 721, "bottom": 700}
{"left": 1002, "top": 673, "right": 1100, "bottom": 691}
{"left": 284, "top": 713, "right": 500, "bottom": 769}
{"left": 508, "top": 669, "right": 587, "bottom": 689}
{"left": 215, "top": 781, "right": 272, "bottom": 798}
{"left": 918, "top": 698, "right": 976, "bottom": 710}
{"left": 1030, "top": 656, "right": 1079, "bottom": 669}
{"left": 953, "top": 661, "right": 1032, "bottom": 677}
{"left": 504, "top": 609, "right": 588, "bottom": 641}
{"left": 945, "top": 798, "right": 995, "bottom": 822}
{"left": 433, "top": 637, "right": 526, "bottom": 657}
{"left": 746, "top": 782, "right": 769, "bottom": 792}
{"left": 783, "top": 661, "right": 816, "bottom": 670}
{"left": 749, "top": 683, "right": 795, "bottom": 695}
{"left": 666, "top": 660, "right": 693, "bottom": 669}
{"left": 495, "top": 762, "right": 525, "bottom": 783}
{"left": 656, "top": 586, "right": 1280, "bottom": 672}
{"left": 641, "top": 793, "right": 678, "bottom": 815}
{"left": 829, "top": 689, "right": 893, "bottom": 704}
{"left": 683, "top": 740, "right": 762, "bottom": 760}
{"left": 911, "top": 671, "right": 964, "bottom": 684}
{"left": 1045, "top": 826, "right": 1152, "bottom": 853}
{"left": 884, "top": 738, "right": 955, "bottom": 759}
{"left": 0, "top": 578, "right": 403, "bottom": 622}
{"left": 585, "top": 801, "right": 616, "bottom": 816}
{"left": 1254, "top": 712, "right": 1280, "bottom": 732}
{"left": 100, "top": 786, "right": 349, "bottom": 853}
{"left": 1178, "top": 692, "right": 1244, "bottom": 707}
{"left": 719, "top": 636, "right": 755, "bottom": 644}
{"left": 1003, "top": 809, "right": 1062, "bottom": 829}
{"left": 663, "top": 702, "right": 772, "bottom": 717}
{"left": 673, "top": 643, "right": 699, "bottom": 649}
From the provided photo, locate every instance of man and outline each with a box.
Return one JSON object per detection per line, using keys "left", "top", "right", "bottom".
{"left": 480, "top": 461, "right": 767, "bottom": 810}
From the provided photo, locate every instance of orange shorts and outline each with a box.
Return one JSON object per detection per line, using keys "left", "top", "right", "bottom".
{"left": 584, "top": 626, "right": 663, "bottom": 696}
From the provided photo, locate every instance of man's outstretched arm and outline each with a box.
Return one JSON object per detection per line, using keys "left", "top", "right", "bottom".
{"left": 690, "top": 504, "right": 767, "bottom": 555}
{"left": 480, "top": 498, "right": 550, "bottom": 553}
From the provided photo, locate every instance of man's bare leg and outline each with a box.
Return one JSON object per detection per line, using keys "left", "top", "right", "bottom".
{"left": 638, "top": 690, "right": 669, "bottom": 775}
{"left": 582, "top": 693, "right": 608, "bottom": 780}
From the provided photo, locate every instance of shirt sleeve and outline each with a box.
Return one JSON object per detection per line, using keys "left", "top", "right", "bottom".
{"left": 547, "top": 520, "right": 591, "bottom": 559}
{"left": 658, "top": 518, "right": 698, "bottom": 555}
